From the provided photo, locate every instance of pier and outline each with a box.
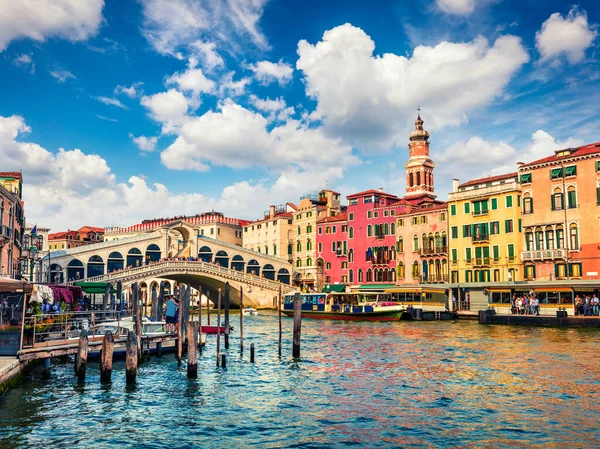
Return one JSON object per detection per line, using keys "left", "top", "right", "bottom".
{"left": 478, "top": 309, "right": 600, "bottom": 327}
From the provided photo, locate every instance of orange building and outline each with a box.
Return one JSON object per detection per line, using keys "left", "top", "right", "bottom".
{"left": 0, "top": 172, "right": 24, "bottom": 278}
{"left": 48, "top": 226, "right": 105, "bottom": 252}
{"left": 518, "top": 142, "right": 600, "bottom": 281}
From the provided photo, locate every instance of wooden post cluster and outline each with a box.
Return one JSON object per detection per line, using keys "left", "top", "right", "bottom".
{"left": 126, "top": 331, "right": 138, "bottom": 385}
{"left": 292, "top": 292, "right": 302, "bottom": 359}
{"left": 116, "top": 281, "right": 122, "bottom": 315}
{"left": 177, "top": 284, "right": 184, "bottom": 365}
{"left": 100, "top": 331, "right": 114, "bottom": 383}
{"left": 132, "top": 283, "right": 142, "bottom": 363}
{"left": 224, "top": 283, "right": 230, "bottom": 350}
{"left": 75, "top": 330, "right": 88, "bottom": 382}
{"left": 151, "top": 284, "right": 158, "bottom": 322}
{"left": 216, "top": 288, "right": 222, "bottom": 367}
{"left": 187, "top": 321, "right": 198, "bottom": 378}
{"left": 157, "top": 280, "right": 165, "bottom": 322}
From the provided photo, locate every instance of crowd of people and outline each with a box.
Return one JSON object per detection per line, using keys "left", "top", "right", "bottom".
{"left": 511, "top": 295, "right": 541, "bottom": 315}
{"left": 575, "top": 295, "right": 600, "bottom": 316}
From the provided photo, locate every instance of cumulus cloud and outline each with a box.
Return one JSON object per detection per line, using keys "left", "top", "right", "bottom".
{"left": 140, "top": 89, "right": 190, "bottom": 133}
{"left": 218, "top": 72, "right": 252, "bottom": 97}
{"left": 437, "top": 137, "right": 517, "bottom": 165}
{"left": 140, "top": 0, "right": 269, "bottom": 57}
{"left": 166, "top": 59, "right": 215, "bottom": 105}
{"left": 49, "top": 69, "right": 76, "bottom": 83}
{"left": 13, "top": 53, "right": 35, "bottom": 73}
{"left": 249, "top": 95, "right": 295, "bottom": 122}
{"left": 129, "top": 133, "right": 158, "bottom": 152}
{"left": 247, "top": 60, "right": 294, "bottom": 86}
{"left": 115, "top": 82, "right": 144, "bottom": 98}
{"left": 296, "top": 23, "right": 529, "bottom": 152}
{"left": 536, "top": 7, "right": 597, "bottom": 65}
{"left": 436, "top": 0, "right": 476, "bottom": 15}
{"left": 0, "top": 0, "right": 104, "bottom": 52}
{"left": 95, "top": 96, "right": 127, "bottom": 109}
{"left": 190, "top": 40, "right": 224, "bottom": 70}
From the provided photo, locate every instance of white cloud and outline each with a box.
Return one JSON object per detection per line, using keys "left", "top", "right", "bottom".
{"left": 115, "top": 82, "right": 143, "bottom": 98}
{"left": 190, "top": 40, "right": 224, "bottom": 70}
{"left": 219, "top": 71, "right": 252, "bottom": 97}
{"left": 13, "top": 53, "right": 35, "bottom": 73}
{"left": 95, "top": 96, "right": 127, "bottom": 109}
{"left": 140, "top": 89, "right": 190, "bottom": 133}
{"left": 140, "top": 0, "right": 269, "bottom": 58}
{"left": 247, "top": 60, "right": 294, "bottom": 86}
{"left": 536, "top": 8, "right": 597, "bottom": 65}
{"left": 129, "top": 133, "right": 158, "bottom": 152}
{"left": 96, "top": 115, "right": 118, "bottom": 122}
{"left": 0, "top": 0, "right": 104, "bottom": 52}
{"left": 49, "top": 69, "right": 76, "bottom": 83}
{"left": 249, "top": 95, "right": 295, "bottom": 122}
{"left": 436, "top": 0, "right": 476, "bottom": 15}
{"left": 166, "top": 60, "right": 215, "bottom": 104}
{"left": 437, "top": 136, "right": 517, "bottom": 165}
{"left": 296, "top": 24, "right": 529, "bottom": 152}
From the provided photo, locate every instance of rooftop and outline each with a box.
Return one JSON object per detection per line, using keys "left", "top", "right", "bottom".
{"left": 459, "top": 172, "right": 518, "bottom": 189}
{"left": 347, "top": 189, "right": 399, "bottom": 200}
{"left": 0, "top": 172, "right": 23, "bottom": 181}
{"left": 520, "top": 142, "right": 600, "bottom": 168}
{"left": 317, "top": 212, "right": 348, "bottom": 224}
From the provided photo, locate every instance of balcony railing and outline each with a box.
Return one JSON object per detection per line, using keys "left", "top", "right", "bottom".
{"left": 472, "top": 234, "right": 489, "bottom": 242}
{"left": 418, "top": 246, "right": 448, "bottom": 255}
{"left": 474, "top": 257, "right": 491, "bottom": 267}
{"left": 521, "top": 249, "right": 565, "bottom": 261}
{"left": 419, "top": 274, "right": 449, "bottom": 284}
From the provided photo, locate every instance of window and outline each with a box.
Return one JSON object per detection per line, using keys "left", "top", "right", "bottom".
{"left": 306, "top": 258, "right": 312, "bottom": 267}
{"left": 569, "top": 223, "right": 579, "bottom": 250}
{"left": 551, "top": 188, "right": 564, "bottom": 211}
{"left": 491, "top": 198, "right": 498, "bottom": 210}
{"left": 348, "top": 249, "right": 354, "bottom": 262}
{"left": 397, "top": 237, "right": 404, "bottom": 253}
{"left": 397, "top": 262, "right": 405, "bottom": 279}
{"left": 358, "top": 269, "right": 363, "bottom": 283}
{"left": 570, "top": 262, "right": 582, "bottom": 277}
{"left": 465, "top": 248, "right": 472, "bottom": 263}
{"left": 326, "top": 262, "right": 331, "bottom": 270}
{"left": 556, "top": 226, "right": 564, "bottom": 249}
{"left": 332, "top": 225, "right": 337, "bottom": 234}
{"left": 524, "top": 265, "right": 536, "bottom": 280}
{"left": 462, "top": 225, "right": 472, "bottom": 238}
{"left": 545, "top": 227, "right": 555, "bottom": 250}
{"left": 297, "top": 242, "right": 301, "bottom": 252}
{"left": 518, "top": 219, "right": 522, "bottom": 232}
{"left": 507, "top": 244, "right": 515, "bottom": 261}
{"left": 265, "top": 246, "right": 268, "bottom": 255}
{"left": 296, "top": 259, "right": 302, "bottom": 267}
{"left": 325, "top": 226, "right": 330, "bottom": 234}
{"left": 398, "top": 219, "right": 404, "bottom": 227}
{"left": 318, "top": 227, "right": 322, "bottom": 235}
{"left": 492, "top": 245, "right": 499, "bottom": 262}
{"left": 439, "top": 212, "right": 446, "bottom": 222}
{"left": 349, "top": 269, "right": 354, "bottom": 283}
{"left": 550, "top": 167, "right": 563, "bottom": 179}
{"left": 554, "top": 263, "right": 566, "bottom": 278}
{"left": 374, "top": 212, "right": 379, "bottom": 218}
{"left": 384, "top": 223, "right": 389, "bottom": 235}
{"left": 597, "top": 160, "right": 600, "bottom": 172}
{"left": 411, "top": 217, "right": 418, "bottom": 225}
{"left": 564, "top": 165, "right": 577, "bottom": 177}
{"left": 412, "top": 261, "right": 419, "bottom": 278}
{"left": 473, "top": 200, "right": 489, "bottom": 215}
{"left": 349, "top": 213, "right": 354, "bottom": 221}
{"left": 413, "top": 235, "right": 419, "bottom": 252}
{"left": 451, "top": 249, "right": 458, "bottom": 263}
{"left": 505, "top": 195, "right": 513, "bottom": 208}
{"left": 307, "top": 240, "right": 313, "bottom": 251}
{"left": 318, "top": 243, "right": 322, "bottom": 252}
{"left": 490, "top": 221, "right": 500, "bottom": 235}
{"left": 391, "top": 210, "right": 395, "bottom": 216}
{"left": 505, "top": 219, "right": 514, "bottom": 233}
{"left": 450, "top": 204, "right": 456, "bottom": 216}
{"left": 535, "top": 229, "right": 544, "bottom": 250}
{"left": 367, "top": 225, "right": 372, "bottom": 237}
{"left": 464, "top": 202, "right": 470, "bottom": 214}
{"left": 298, "top": 226, "right": 301, "bottom": 235}
{"left": 523, "top": 193, "right": 533, "bottom": 214}
{"left": 567, "top": 186, "right": 577, "bottom": 209}
{"left": 520, "top": 173, "right": 532, "bottom": 184}
{"left": 342, "top": 261, "right": 347, "bottom": 269}
{"left": 420, "top": 216, "right": 427, "bottom": 224}
{"left": 367, "top": 211, "right": 372, "bottom": 219}
{"left": 349, "top": 227, "right": 354, "bottom": 239}
{"left": 391, "top": 223, "right": 395, "bottom": 234}
{"left": 451, "top": 226, "right": 458, "bottom": 239}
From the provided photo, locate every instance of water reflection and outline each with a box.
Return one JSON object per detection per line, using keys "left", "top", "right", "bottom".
{"left": 1, "top": 315, "right": 600, "bottom": 448}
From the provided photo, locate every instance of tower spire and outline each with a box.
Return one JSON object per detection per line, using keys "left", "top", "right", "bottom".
{"left": 404, "top": 113, "right": 436, "bottom": 200}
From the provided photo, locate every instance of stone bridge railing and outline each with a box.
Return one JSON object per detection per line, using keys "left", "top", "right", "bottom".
{"left": 77, "top": 260, "right": 297, "bottom": 294}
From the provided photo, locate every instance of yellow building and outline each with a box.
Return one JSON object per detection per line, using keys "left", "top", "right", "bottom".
{"left": 293, "top": 190, "right": 341, "bottom": 290}
{"left": 447, "top": 172, "right": 523, "bottom": 285}
{"left": 242, "top": 204, "right": 296, "bottom": 262}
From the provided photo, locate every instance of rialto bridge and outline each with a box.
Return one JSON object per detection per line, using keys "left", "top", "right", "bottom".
{"left": 40, "top": 220, "right": 296, "bottom": 308}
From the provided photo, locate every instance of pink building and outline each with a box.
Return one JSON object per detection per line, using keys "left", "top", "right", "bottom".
{"left": 347, "top": 190, "right": 409, "bottom": 285}
{"left": 316, "top": 212, "right": 348, "bottom": 287}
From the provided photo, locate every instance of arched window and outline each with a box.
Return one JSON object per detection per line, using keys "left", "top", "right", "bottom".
{"left": 358, "top": 269, "right": 363, "bottom": 283}
{"left": 391, "top": 223, "right": 395, "bottom": 235}
{"left": 326, "top": 262, "right": 331, "bottom": 270}
{"left": 413, "top": 235, "right": 418, "bottom": 252}
{"left": 348, "top": 249, "right": 354, "bottom": 262}
{"left": 567, "top": 186, "right": 577, "bottom": 209}
{"left": 296, "top": 259, "right": 302, "bottom": 267}
{"left": 525, "top": 229, "right": 534, "bottom": 251}
{"left": 366, "top": 269, "right": 372, "bottom": 282}
{"left": 409, "top": 172, "right": 414, "bottom": 187}
{"left": 307, "top": 225, "right": 313, "bottom": 233}
{"left": 569, "top": 223, "right": 579, "bottom": 250}
{"left": 307, "top": 240, "right": 312, "bottom": 251}
{"left": 367, "top": 225, "right": 373, "bottom": 237}
{"left": 349, "top": 269, "right": 354, "bottom": 283}
{"left": 297, "top": 241, "right": 302, "bottom": 252}
{"left": 306, "top": 257, "right": 312, "bottom": 267}
{"left": 384, "top": 223, "right": 389, "bottom": 235}
{"left": 552, "top": 187, "right": 564, "bottom": 211}
{"left": 416, "top": 172, "right": 421, "bottom": 185}
{"left": 534, "top": 227, "right": 544, "bottom": 251}
{"left": 555, "top": 225, "right": 564, "bottom": 249}
{"left": 422, "top": 233, "right": 428, "bottom": 250}
{"left": 349, "top": 227, "right": 354, "bottom": 238}
{"left": 412, "top": 261, "right": 419, "bottom": 278}
{"left": 545, "top": 226, "right": 554, "bottom": 250}
{"left": 523, "top": 192, "right": 533, "bottom": 214}
{"left": 397, "top": 262, "right": 405, "bottom": 279}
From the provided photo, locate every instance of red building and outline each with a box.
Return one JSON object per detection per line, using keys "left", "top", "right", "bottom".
{"left": 316, "top": 212, "right": 348, "bottom": 287}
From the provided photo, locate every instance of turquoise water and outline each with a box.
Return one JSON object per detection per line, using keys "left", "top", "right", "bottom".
{"left": 1, "top": 314, "right": 600, "bottom": 448}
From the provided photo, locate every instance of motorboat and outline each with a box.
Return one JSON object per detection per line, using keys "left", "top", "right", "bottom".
{"left": 243, "top": 306, "right": 258, "bottom": 316}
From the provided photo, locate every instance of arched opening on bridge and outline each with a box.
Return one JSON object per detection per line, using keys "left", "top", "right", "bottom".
{"left": 231, "top": 255, "right": 245, "bottom": 271}
{"left": 164, "top": 282, "right": 172, "bottom": 295}
{"left": 87, "top": 256, "right": 105, "bottom": 278}
{"left": 140, "top": 282, "right": 149, "bottom": 310}
{"left": 198, "top": 246, "right": 213, "bottom": 263}
{"left": 49, "top": 264, "right": 63, "bottom": 283}
{"left": 247, "top": 259, "right": 260, "bottom": 276}
{"left": 215, "top": 250, "right": 229, "bottom": 268}
{"left": 127, "top": 248, "right": 143, "bottom": 268}
{"left": 168, "top": 226, "right": 192, "bottom": 256}
{"left": 262, "top": 264, "right": 275, "bottom": 280}
{"left": 277, "top": 268, "right": 290, "bottom": 284}
{"left": 145, "top": 244, "right": 161, "bottom": 263}
{"left": 107, "top": 251, "right": 124, "bottom": 272}
{"left": 67, "top": 259, "right": 84, "bottom": 281}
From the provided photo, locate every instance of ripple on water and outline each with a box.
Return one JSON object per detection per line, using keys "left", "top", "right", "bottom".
{"left": 1, "top": 315, "right": 600, "bottom": 449}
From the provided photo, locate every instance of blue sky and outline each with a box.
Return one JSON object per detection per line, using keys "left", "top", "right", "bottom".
{"left": 0, "top": 0, "right": 598, "bottom": 230}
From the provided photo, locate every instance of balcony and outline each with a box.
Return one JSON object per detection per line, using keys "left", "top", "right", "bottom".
{"left": 335, "top": 249, "right": 347, "bottom": 257}
{"left": 521, "top": 249, "right": 565, "bottom": 261}
{"left": 375, "top": 233, "right": 386, "bottom": 240}
{"left": 419, "top": 274, "right": 449, "bottom": 284}
{"left": 472, "top": 233, "right": 489, "bottom": 243}
{"left": 418, "top": 246, "right": 448, "bottom": 256}
{"left": 474, "top": 257, "right": 491, "bottom": 267}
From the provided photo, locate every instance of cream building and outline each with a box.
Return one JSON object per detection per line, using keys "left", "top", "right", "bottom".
{"left": 242, "top": 204, "right": 296, "bottom": 263}
{"left": 293, "top": 190, "right": 341, "bottom": 290}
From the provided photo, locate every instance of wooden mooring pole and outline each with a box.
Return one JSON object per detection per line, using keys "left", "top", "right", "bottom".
{"left": 75, "top": 330, "right": 88, "bottom": 382}
{"left": 207, "top": 291, "right": 211, "bottom": 325}
{"left": 216, "top": 288, "right": 222, "bottom": 367}
{"left": 177, "top": 285, "right": 184, "bottom": 366}
{"left": 292, "top": 292, "right": 302, "bottom": 359}
{"left": 278, "top": 284, "right": 282, "bottom": 358}
{"left": 250, "top": 343, "right": 255, "bottom": 363}
{"left": 100, "top": 330, "right": 114, "bottom": 383}
{"left": 187, "top": 321, "right": 198, "bottom": 378}
{"left": 116, "top": 281, "right": 122, "bottom": 317}
{"left": 126, "top": 331, "right": 138, "bottom": 385}
{"left": 224, "top": 283, "right": 230, "bottom": 350}
{"left": 198, "top": 286, "right": 203, "bottom": 353}
{"left": 239, "top": 289, "right": 244, "bottom": 354}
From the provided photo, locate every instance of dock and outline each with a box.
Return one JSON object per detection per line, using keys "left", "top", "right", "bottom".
{"left": 478, "top": 310, "right": 600, "bottom": 328}
{"left": 0, "top": 357, "right": 27, "bottom": 395}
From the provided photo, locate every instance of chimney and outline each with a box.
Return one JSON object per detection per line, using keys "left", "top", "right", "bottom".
{"left": 379, "top": 187, "right": 384, "bottom": 192}
{"left": 269, "top": 205, "right": 276, "bottom": 218}
{"left": 452, "top": 179, "right": 459, "bottom": 193}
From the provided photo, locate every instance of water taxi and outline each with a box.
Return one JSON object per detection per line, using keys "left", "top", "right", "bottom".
{"left": 243, "top": 306, "right": 259, "bottom": 316}
{"left": 282, "top": 292, "right": 405, "bottom": 321}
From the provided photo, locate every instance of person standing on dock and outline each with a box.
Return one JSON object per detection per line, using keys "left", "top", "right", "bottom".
{"left": 592, "top": 295, "right": 599, "bottom": 317}
{"left": 165, "top": 295, "right": 179, "bottom": 334}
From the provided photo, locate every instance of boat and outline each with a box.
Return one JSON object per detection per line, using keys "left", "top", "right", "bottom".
{"left": 242, "top": 306, "right": 258, "bottom": 316}
{"left": 282, "top": 292, "right": 405, "bottom": 321}
{"left": 200, "top": 325, "right": 232, "bottom": 334}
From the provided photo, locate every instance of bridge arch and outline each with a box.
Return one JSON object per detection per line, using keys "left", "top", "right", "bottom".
{"left": 67, "top": 259, "right": 84, "bottom": 281}
{"left": 215, "top": 250, "right": 229, "bottom": 268}
{"left": 231, "top": 255, "right": 245, "bottom": 272}
{"left": 127, "top": 248, "right": 143, "bottom": 268}
{"left": 247, "top": 259, "right": 260, "bottom": 276}
{"left": 198, "top": 246, "right": 213, "bottom": 263}
{"left": 277, "top": 268, "right": 290, "bottom": 284}
{"left": 107, "top": 251, "right": 124, "bottom": 272}
{"left": 262, "top": 264, "right": 275, "bottom": 281}
{"left": 87, "top": 256, "right": 104, "bottom": 278}
{"left": 146, "top": 244, "right": 161, "bottom": 263}
{"left": 50, "top": 263, "right": 64, "bottom": 283}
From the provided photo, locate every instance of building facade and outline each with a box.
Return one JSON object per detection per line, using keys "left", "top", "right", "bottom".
{"left": 518, "top": 142, "right": 600, "bottom": 281}
{"left": 447, "top": 173, "right": 523, "bottom": 284}
{"left": 0, "top": 172, "right": 24, "bottom": 278}
{"left": 22, "top": 223, "right": 51, "bottom": 281}
{"left": 292, "top": 190, "right": 341, "bottom": 290}
{"left": 316, "top": 212, "right": 348, "bottom": 287}
{"left": 48, "top": 226, "right": 104, "bottom": 252}
{"left": 242, "top": 204, "right": 295, "bottom": 263}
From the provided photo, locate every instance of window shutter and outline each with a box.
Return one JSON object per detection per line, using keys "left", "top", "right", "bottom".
{"left": 505, "top": 220, "right": 509, "bottom": 233}
{"left": 493, "top": 245, "right": 499, "bottom": 259}
{"left": 482, "top": 201, "right": 489, "bottom": 213}
{"left": 568, "top": 190, "right": 576, "bottom": 208}
{"left": 597, "top": 187, "right": 600, "bottom": 205}
{"left": 475, "top": 247, "right": 482, "bottom": 258}
{"left": 508, "top": 244, "right": 514, "bottom": 258}
{"left": 491, "top": 198, "right": 498, "bottom": 210}
{"left": 474, "top": 202, "right": 481, "bottom": 214}
{"left": 518, "top": 219, "right": 522, "bottom": 232}
{"left": 551, "top": 194, "right": 556, "bottom": 211}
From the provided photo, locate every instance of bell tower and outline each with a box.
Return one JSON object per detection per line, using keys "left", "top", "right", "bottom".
{"left": 404, "top": 112, "right": 436, "bottom": 199}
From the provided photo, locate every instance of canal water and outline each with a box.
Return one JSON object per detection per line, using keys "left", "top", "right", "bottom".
{"left": 1, "top": 314, "right": 599, "bottom": 448}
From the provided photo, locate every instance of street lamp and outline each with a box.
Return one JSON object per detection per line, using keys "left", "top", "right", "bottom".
{"left": 22, "top": 230, "right": 42, "bottom": 281}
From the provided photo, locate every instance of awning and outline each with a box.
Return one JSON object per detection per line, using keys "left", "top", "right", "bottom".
{"left": 322, "top": 284, "right": 346, "bottom": 293}
{"left": 488, "top": 288, "right": 511, "bottom": 293}
{"left": 358, "top": 284, "right": 396, "bottom": 291}
{"left": 533, "top": 287, "right": 573, "bottom": 292}
{"left": 74, "top": 282, "right": 116, "bottom": 294}
{"left": 385, "top": 287, "right": 423, "bottom": 293}
{"left": 0, "top": 279, "right": 33, "bottom": 294}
